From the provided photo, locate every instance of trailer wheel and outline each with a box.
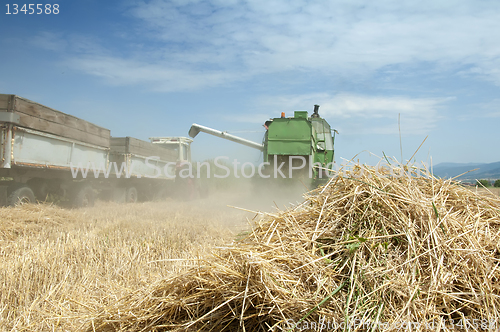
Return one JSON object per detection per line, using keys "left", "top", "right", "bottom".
{"left": 27, "top": 178, "right": 49, "bottom": 201}
{"left": 8, "top": 186, "right": 36, "bottom": 206}
{"left": 125, "top": 186, "right": 138, "bottom": 203}
{"left": 71, "top": 185, "right": 95, "bottom": 208}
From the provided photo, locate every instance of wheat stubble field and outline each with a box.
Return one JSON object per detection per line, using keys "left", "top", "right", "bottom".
{"left": 0, "top": 191, "right": 267, "bottom": 331}
{"left": 1, "top": 172, "right": 500, "bottom": 332}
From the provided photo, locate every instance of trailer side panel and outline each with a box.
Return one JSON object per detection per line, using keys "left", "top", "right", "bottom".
{"left": 1, "top": 125, "right": 108, "bottom": 173}
{"left": 0, "top": 94, "right": 110, "bottom": 147}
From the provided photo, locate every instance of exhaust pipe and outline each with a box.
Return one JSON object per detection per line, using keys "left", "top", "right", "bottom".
{"left": 312, "top": 104, "right": 320, "bottom": 118}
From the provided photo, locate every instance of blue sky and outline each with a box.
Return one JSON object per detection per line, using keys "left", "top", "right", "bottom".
{"left": 1, "top": 0, "right": 499, "bottom": 165}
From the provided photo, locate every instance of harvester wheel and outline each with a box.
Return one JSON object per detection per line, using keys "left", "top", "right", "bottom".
{"left": 126, "top": 186, "right": 138, "bottom": 203}
{"left": 7, "top": 186, "right": 35, "bottom": 206}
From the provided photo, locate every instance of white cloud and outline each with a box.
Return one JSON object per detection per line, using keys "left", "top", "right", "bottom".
{"left": 460, "top": 59, "right": 500, "bottom": 86}
{"left": 480, "top": 99, "right": 500, "bottom": 118}
{"left": 221, "top": 113, "right": 272, "bottom": 124}
{"left": 31, "top": 31, "right": 109, "bottom": 56}
{"left": 31, "top": 31, "right": 68, "bottom": 52}
{"left": 125, "top": 0, "right": 500, "bottom": 79}
{"left": 33, "top": 1, "right": 500, "bottom": 91}
{"left": 66, "top": 56, "right": 245, "bottom": 91}
{"left": 256, "top": 93, "right": 452, "bottom": 135}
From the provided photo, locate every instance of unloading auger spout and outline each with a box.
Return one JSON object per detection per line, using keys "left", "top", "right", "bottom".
{"left": 188, "top": 123, "right": 265, "bottom": 151}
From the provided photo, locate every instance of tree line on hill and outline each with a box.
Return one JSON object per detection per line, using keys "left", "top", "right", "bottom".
{"left": 477, "top": 179, "right": 500, "bottom": 188}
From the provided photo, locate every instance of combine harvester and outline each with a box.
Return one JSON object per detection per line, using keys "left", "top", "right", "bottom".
{"left": 0, "top": 94, "right": 194, "bottom": 207}
{"left": 189, "top": 105, "right": 336, "bottom": 186}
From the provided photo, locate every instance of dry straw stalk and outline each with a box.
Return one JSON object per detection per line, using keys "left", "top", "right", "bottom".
{"left": 86, "top": 163, "right": 500, "bottom": 331}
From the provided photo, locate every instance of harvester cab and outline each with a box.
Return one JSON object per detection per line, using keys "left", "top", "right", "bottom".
{"left": 189, "top": 105, "right": 335, "bottom": 184}
{"left": 263, "top": 105, "right": 335, "bottom": 180}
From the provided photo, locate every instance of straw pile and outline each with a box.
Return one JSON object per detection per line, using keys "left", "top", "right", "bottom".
{"left": 86, "top": 164, "right": 500, "bottom": 331}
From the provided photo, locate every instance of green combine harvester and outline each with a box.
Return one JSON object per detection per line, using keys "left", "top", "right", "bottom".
{"left": 188, "top": 105, "right": 336, "bottom": 185}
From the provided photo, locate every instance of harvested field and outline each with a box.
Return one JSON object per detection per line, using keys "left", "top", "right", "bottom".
{"left": 2, "top": 166, "right": 500, "bottom": 331}
{"left": 0, "top": 192, "right": 259, "bottom": 331}
{"left": 85, "top": 165, "right": 500, "bottom": 331}
{"left": 475, "top": 187, "right": 500, "bottom": 197}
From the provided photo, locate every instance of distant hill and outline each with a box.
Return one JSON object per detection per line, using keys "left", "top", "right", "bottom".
{"left": 432, "top": 161, "right": 500, "bottom": 182}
